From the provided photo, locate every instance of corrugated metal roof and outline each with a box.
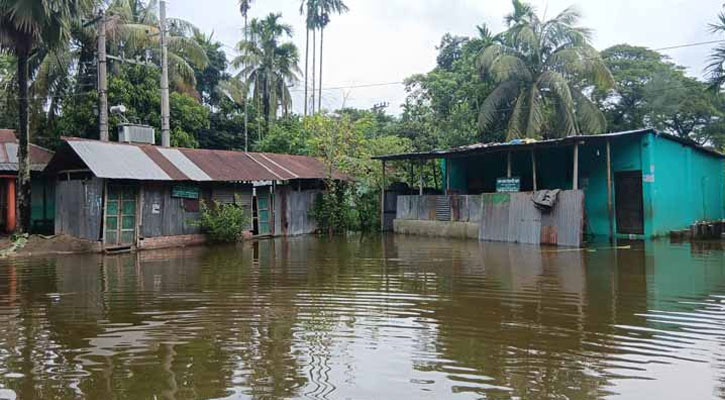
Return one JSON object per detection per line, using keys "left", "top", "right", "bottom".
{"left": 0, "top": 129, "right": 54, "bottom": 172}
{"left": 53, "top": 137, "right": 346, "bottom": 182}
{"left": 157, "top": 148, "right": 212, "bottom": 181}
{"left": 373, "top": 129, "right": 725, "bottom": 161}
{"left": 67, "top": 140, "right": 171, "bottom": 180}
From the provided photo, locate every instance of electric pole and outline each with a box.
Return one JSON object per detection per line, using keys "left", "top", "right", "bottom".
{"left": 159, "top": 0, "right": 171, "bottom": 147}
{"left": 97, "top": 10, "right": 109, "bottom": 141}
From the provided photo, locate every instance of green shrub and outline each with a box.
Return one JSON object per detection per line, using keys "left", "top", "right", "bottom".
{"left": 312, "top": 180, "right": 355, "bottom": 235}
{"left": 198, "top": 200, "right": 250, "bottom": 242}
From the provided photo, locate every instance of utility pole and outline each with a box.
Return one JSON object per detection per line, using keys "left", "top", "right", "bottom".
{"left": 97, "top": 10, "right": 109, "bottom": 141}
{"left": 159, "top": 0, "right": 170, "bottom": 147}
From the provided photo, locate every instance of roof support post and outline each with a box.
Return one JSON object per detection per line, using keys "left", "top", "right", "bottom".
{"left": 418, "top": 159, "right": 423, "bottom": 196}
{"left": 380, "top": 160, "right": 386, "bottom": 232}
{"left": 445, "top": 157, "right": 450, "bottom": 195}
{"left": 572, "top": 142, "right": 579, "bottom": 190}
{"left": 507, "top": 151, "right": 512, "bottom": 178}
{"left": 606, "top": 139, "right": 614, "bottom": 242}
{"left": 5, "top": 178, "right": 15, "bottom": 233}
{"left": 531, "top": 149, "right": 537, "bottom": 192}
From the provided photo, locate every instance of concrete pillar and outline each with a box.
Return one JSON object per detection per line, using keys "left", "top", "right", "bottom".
{"left": 6, "top": 178, "right": 16, "bottom": 232}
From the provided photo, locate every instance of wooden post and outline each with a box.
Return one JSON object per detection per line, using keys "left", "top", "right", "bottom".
{"left": 418, "top": 159, "right": 424, "bottom": 196}
{"left": 432, "top": 158, "right": 438, "bottom": 192}
{"left": 606, "top": 140, "right": 614, "bottom": 241}
{"left": 572, "top": 142, "right": 579, "bottom": 190}
{"left": 380, "top": 160, "right": 386, "bottom": 231}
{"left": 531, "top": 149, "right": 537, "bottom": 192}
{"left": 445, "top": 158, "right": 450, "bottom": 194}
{"left": 507, "top": 151, "right": 512, "bottom": 178}
{"left": 6, "top": 178, "right": 15, "bottom": 232}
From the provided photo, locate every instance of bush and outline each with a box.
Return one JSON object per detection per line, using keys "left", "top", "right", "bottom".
{"left": 312, "top": 180, "right": 355, "bottom": 235}
{"left": 198, "top": 200, "right": 250, "bottom": 242}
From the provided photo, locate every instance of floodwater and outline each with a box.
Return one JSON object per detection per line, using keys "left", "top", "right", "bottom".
{"left": 0, "top": 236, "right": 724, "bottom": 399}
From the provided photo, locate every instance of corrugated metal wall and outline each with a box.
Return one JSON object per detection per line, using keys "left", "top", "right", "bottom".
{"left": 274, "top": 186, "right": 320, "bottom": 236}
{"left": 55, "top": 177, "right": 104, "bottom": 240}
{"left": 396, "top": 191, "right": 584, "bottom": 247}
{"left": 140, "top": 183, "right": 201, "bottom": 238}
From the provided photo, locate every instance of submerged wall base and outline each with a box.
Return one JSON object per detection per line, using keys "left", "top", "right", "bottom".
{"left": 393, "top": 220, "right": 479, "bottom": 240}
{"left": 137, "top": 234, "right": 208, "bottom": 250}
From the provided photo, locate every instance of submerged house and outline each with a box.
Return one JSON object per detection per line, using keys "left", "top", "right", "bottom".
{"left": 0, "top": 129, "right": 55, "bottom": 233}
{"left": 44, "top": 137, "right": 344, "bottom": 250}
{"left": 376, "top": 129, "right": 724, "bottom": 246}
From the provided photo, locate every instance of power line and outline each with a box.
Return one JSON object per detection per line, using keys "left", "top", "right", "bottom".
{"left": 653, "top": 39, "right": 725, "bottom": 52}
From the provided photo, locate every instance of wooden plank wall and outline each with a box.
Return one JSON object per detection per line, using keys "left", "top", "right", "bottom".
{"left": 55, "top": 177, "right": 104, "bottom": 240}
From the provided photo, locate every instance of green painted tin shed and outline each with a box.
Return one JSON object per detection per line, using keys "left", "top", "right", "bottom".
{"left": 375, "top": 129, "right": 724, "bottom": 240}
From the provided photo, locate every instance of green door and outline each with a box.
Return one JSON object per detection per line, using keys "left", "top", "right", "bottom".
{"left": 257, "top": 188, "right": 271, "bottom": 235}
{"left": 105, "top": 186, "right": 137, "bottom": 246}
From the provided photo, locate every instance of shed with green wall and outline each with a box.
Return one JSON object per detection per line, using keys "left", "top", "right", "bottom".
{"left": 391, "top": 129, "right": 724, "bottom": 240}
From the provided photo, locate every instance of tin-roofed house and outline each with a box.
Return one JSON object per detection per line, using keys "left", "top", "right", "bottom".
{"left": 44, "top": 136, "right": 345, "bottom": 251}
{"left": 0, "top": 129, "right": 55, "bottom": 233}
{"left": 375, "top": 129, "right": 724, "bottom": 246}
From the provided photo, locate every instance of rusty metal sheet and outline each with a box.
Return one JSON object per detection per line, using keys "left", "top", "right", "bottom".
{"left": 54, "top": 137, "right": 346, "bottom": 183}
{"left": 0, "top": 130, "right": 53, "bottom": 172}
{"left": 157, "top": 148, "right": 212, "bottom": 181}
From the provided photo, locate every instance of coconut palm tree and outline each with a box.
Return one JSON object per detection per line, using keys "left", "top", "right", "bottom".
{"left": 315, "top": 0, "right": 347, "bottom": 112}
{"left": 233, "top": 13, "right": 300, "bottom": 136}
{"left": 106, "top": 0, "right": 208, "bottom": 92}
{"left": 477, "top": 0, "right": 613, "bottom": 140}
{"left": 0, "top": 0, "right": 94, "bottom": 232}
{"left": 707, "top": 10, "right": 725, "bottom": 92}
{"left": 239, "top": 0, "right": 254, "bottom": 151}
{"left": 300, "top": 0, "right": 321, "bottom": 115}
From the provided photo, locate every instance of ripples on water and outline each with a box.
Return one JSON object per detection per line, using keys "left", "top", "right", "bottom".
{"left": 0, "top": 236, "right": 723, "bottom": 399}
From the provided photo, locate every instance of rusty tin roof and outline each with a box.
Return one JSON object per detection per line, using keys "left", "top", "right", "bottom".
{"left": 0, "top": 129, "right": 54, "bottom": 172}
{"left": 49, "top": 137, "right": 346, "bottom": 182}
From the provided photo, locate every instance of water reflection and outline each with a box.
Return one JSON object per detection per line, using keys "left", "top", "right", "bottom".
{"left": 0, "top": 236, "right": 723, "bottom": 398}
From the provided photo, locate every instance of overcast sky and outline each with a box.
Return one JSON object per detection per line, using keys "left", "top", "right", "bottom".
{"left": 169, "top": 0, "right": 724, "bottom": 114}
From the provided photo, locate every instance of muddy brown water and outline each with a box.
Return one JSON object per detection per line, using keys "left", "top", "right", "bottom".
{"left": 0, "top": 235, "right": 724, "bottom": 399}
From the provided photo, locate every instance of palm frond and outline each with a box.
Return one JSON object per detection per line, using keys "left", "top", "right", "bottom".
{"left": 166, "top": 35, "right": 208, "bottom": 69}
{"left": 478, "top": 80, "right": 520, "bottom": 131}
{"left": 573, "top": 90, "right": 606, "bottom": 133}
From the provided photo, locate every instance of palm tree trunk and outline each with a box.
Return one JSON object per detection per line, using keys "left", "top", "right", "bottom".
{"left": 263, "top": 78, "right": 271, "bottom": 135}
{"left": 318, "top": 26, "right": 324, "bottom": 112}
{"left": 16, "top": 47, "right": 31, "bottom": 233}
{"left": 243, "top": 13, "right": 249, "bottom": 152}
{"left": 311, "top": 29, "right": 316, "bottom": 114}
{"left": 304, "top": 26, "right": 309, "bottom": 117}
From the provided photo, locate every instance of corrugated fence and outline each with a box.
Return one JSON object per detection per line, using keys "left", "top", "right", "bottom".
{"left": 396, "top": 191, "right": 584, "bottom": 247}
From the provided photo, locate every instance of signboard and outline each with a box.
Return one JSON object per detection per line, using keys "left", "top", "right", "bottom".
{"left": 496, "top": 177, "right": 520, "bottom": 193}
{"left": 172, "top": 184, "right": 200, "bottom": 199}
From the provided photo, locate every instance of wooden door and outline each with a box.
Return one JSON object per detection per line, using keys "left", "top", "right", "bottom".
{"left": 256, "top": 187, "right": 271, "bottom": 236}
{"left": 614, "top": 171, "right": 644, "bottom": 235}
{"left": 105, "top": 185, "right": 137, "bottom": 246}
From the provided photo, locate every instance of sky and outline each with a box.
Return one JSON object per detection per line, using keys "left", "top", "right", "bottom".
{"left": 169, "top": 0, "right": 724, "bottom": 115}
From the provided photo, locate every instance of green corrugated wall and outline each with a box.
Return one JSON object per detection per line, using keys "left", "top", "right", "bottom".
{"left": 444, "top": 131, "right": 724, "bottom": 239}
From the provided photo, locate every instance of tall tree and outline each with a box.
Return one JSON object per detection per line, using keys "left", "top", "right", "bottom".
{"left": 300, "top": 0, "right": 314, "bottom": 116}
{"left": 239, "top": 0, "right": 253, "bottom": 150}
{"left": 106, "top": 0, "right": 208, "bottom": 92}
{"left": 0, "top": 0, "right": 93, "bottom": 232}
{"left": 233, "top": 13, "right": 300, "bottom": 135}
{"left": 315, "top": 0, "right": 348, "bottom": 112}
{"left": 477, "top": 0, "right": 613, "bottom": 140}
{"left": 707, "top": 9, "right": 725, "bottom": 92}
